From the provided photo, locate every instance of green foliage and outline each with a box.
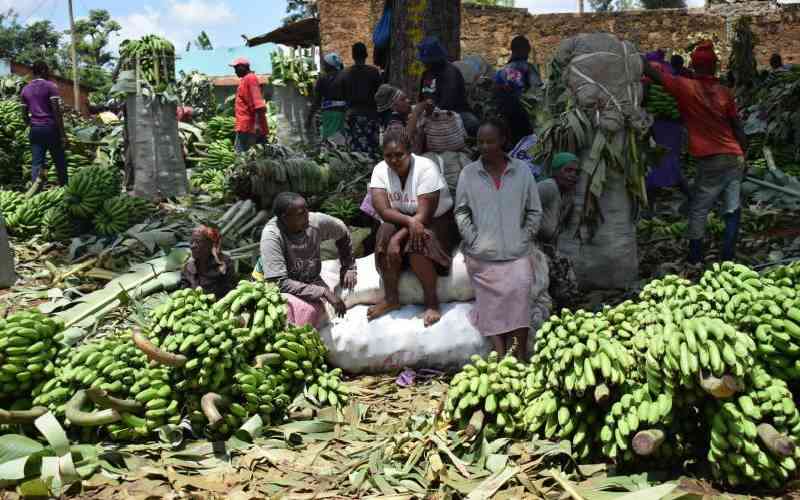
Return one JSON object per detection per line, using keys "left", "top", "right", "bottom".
{"left": 270, "top": 49, "right": 318, "bottom": 97}
{"left": 283, "top": 0, "right": 318, "bottom": 25}
{"left": 464, "top": 0, "right": 515, "bottom": 5}
{"left": 0, "top": 11, "right": 62, "bottom": 72}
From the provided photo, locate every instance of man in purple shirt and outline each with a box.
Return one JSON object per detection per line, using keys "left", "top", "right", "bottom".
{"left": 20, "top": 61, "right": 67, "bottom": 186}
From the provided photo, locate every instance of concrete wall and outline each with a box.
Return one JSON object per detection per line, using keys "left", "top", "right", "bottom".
{"left": 317, "top": 0, "right": 800, "bottom": 76}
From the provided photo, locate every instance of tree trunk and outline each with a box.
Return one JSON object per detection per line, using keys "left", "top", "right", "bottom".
{"left": 388, "top": 0, "right": 461, "bottom": 97}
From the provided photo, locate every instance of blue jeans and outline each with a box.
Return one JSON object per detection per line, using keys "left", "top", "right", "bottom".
{"left": 234, "top": 132, "right": 266, "bottom": 153}
{"left": 30, "top": 125, "right": 67, "bottom": 185}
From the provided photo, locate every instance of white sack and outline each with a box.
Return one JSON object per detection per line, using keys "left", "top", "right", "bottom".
{"left": 319, "top": 303, "right": 490, "bottom": 373}
{"left": 320, "top": 251, "right": 475, "bottom": 309}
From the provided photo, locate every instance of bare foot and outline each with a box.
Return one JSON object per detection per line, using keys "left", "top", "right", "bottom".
{"left": 367, "top": 301, "right": 401, "bottom": 321}
{"left": 423, "top": 308, "right": 441, "bottom": 327}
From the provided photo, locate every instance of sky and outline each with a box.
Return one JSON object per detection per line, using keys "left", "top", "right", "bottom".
{"left": 7, "top": 0, "right": 705, "bottom": 54}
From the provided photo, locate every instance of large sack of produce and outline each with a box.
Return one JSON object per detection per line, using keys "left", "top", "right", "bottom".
{"left": 556, "top": 33, "right": 647, "bottom": 133}
{"left": 559, "top": 133, "right": 639, "bottom": 291}
{"left": 454, "top": 55, "right": 493, "bottom": 88}
{"left": 319, "top": 303, "right": 490, "bottom": 373}
{"left": 320, "top": 251, "right": 475, "bottom": 308}
{"left": 0, "top": 214, "right": 15, "bottom": 288}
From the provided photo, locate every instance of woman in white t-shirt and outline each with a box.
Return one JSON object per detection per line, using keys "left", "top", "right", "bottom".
{"left": 367, "top": 129, "right": 459, "bottom": 326}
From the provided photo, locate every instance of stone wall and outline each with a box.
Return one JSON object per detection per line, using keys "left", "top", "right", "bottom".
{"left": 318, "top": 0, "right": 384, "bottom": 65}
{"left": 317, "top": 0, "right": 800, "bottom": 76}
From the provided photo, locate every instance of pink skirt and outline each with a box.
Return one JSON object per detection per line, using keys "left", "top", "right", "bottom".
{"left": 283, "top": 293, "right": 328, "bottom": 330}
{"left": 465, "top": 255, "right": 533, "bottom": 337}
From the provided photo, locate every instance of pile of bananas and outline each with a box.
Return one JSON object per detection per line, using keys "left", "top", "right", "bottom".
{"left": 444, "top": 353, "right": 528, "bottom": 438}
{"left": 645, "top": 84, "right": 681, "bottom": 120}
{"left": 307, "top": 366, "right": 349, "bottom": 408}
{"left": 708, "top": 367, "right": 800, "bottom": 488}
{"left": 205, "top": 116, "right": 235, "bottom": 142}
{"left": 523, "top": 390, "right": 603, "bottom": 460}
{"left": 65, "top": 165, "right": 121, "bottom": 219}
{"left": 93, "top": 194, "right": 154, "bottom": 236}
{"left": 199, "top": 139, "right": 236, "bottom": 171}
{"left": 531, "top": 310, "right": 635, "bottom": 395}
{"left": 0, "top": 310, "right": 63, "bottom": 402}
{"left": 5, "top": 188, "right": 65, "bottom": 236}
{"left": 0, "top": 99, "right": 27, "bottom": 185}
{"left": 119, "top": 35, "right": 176, "bottom": 88}
{"left": 213, "top": 280, "right": 287, "bottom": 355}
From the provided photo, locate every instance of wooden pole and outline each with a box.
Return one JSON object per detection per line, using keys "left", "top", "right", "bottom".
{"left": 578, "top": 0, "right": 584, "bottom": 14}
{"left": 68, "top": 0, "right": 80, "bottom": 113}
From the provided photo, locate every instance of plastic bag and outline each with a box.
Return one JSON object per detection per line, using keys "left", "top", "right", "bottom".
{"left": 318, "top": 303, "right": 490, "bottom": 373}
{"left": 372, "top": 6, "right": 392, "bottom": 49}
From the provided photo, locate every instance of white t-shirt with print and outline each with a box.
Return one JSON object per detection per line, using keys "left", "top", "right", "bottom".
{"left": 369, "top": 154, "right": 453, "bottom": 218}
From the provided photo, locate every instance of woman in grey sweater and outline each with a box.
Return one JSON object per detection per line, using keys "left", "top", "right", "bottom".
{"left": 455, "top": 119, "right": 542, "bottom": 360}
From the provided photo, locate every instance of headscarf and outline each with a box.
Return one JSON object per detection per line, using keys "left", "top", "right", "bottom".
{"left": 417, "top": 36, "right": 448, "bottom": 65}
{"left": 323, "top": 53, "right": 343, "bottom": 71}
{"left": 691, "top": 41, "right": 718, "bottom": 73}
{"left": 375, "top": 84, "right": 402, "bottom": 113}
{"left": 552, "top": 152, "right": 578, "bottom": 172}
{"left": 195, "top": 225, "right": 226, "bottom": 274}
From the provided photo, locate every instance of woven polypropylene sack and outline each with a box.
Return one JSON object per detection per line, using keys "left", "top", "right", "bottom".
{"left": 556, "top": 33, "right": 645, "bottom": 133}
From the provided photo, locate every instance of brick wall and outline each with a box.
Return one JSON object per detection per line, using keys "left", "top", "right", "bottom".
{"left": 317, "top": 0, "right": 800, "bottom": 77}
{"left": 318, "top": 0, "right": 384, "bottom": 65}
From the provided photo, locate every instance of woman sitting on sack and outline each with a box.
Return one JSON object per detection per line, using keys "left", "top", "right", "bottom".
{"left": 258, "top": 192, "right": 357, "bottom": 329}
{"left": 367, "top": 129, "right": 459, "bottom": 327}
{"left": 180, "top": 224, "right": 237, "bottom": 299}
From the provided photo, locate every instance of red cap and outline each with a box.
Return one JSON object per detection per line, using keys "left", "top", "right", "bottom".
{"left": 230, "top": 57, "right": 250, "bottom": 67}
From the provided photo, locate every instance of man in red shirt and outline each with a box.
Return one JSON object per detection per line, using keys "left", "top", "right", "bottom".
{"left": 230, "top": 57, "right": 268, "bottom": 153}
{"left": 643, "top": 41, "right": 747, "bottom": 264}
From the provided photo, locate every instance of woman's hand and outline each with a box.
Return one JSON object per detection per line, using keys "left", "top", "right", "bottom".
{"left": 407, "top": 218, "right": 426, "bottom": 252}
{"left": 323, "top": 289, "right": 347, "bottom": 317}
{"left": 387, "top": 238, "right": 403, "bottom": 270}
{"left": 341, "top": 269, "right": 357, "bottom": 290}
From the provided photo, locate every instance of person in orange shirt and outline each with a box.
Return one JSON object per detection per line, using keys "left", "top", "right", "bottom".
{"left": 643, "top": 41, "right": 747, "bottom": 264}
{"left": 229, "top": 57, "right": 269, "bottom": 153}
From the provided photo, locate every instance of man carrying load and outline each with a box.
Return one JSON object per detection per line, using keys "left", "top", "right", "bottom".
{"left": 642, "top": 41, "right": 747, "bottom": 264}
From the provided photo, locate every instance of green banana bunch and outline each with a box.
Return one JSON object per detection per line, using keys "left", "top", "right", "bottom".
{"left": 65, "top": 165, "right": 121, "bottom": 219}
{"left": 205, "top": 116, "right": 236, "bottom": 142}
{"left": 307, "top": 366, "right": 350, "bottom": 408}
{"left": 190, "top": 169, "right": 227, "bottom": 200}
{"left": 158, "top": 309, "right": 243, "bottom": 393}
{"left": 598, "top": 384, "right": 674, "bottom": 463}
{"left": 199, "top": 139, "right": 236, "bottom": 170}
{"left": 523, "top": 389, "right": 603, "bottom": 460}
{"left": 766, "top": 261, "right": 800, "bottom": 288}
{"left": 32, "top": 331, "right": 149, "bottom": 419}
{"left": 148, "top": 288, "right": 214, "bottom": 339}
{"left": 41, "top": 203, "right": 75, "bottom": 242}
{"left": 645, "top": 84, "right": 681, "bottom": 121}
{"left": 0, "top": 190, "right": 22, "bottom": 219}
{"left": 213, "top": 280, "right": 287, "bottom": 355}
{"left": 320, "top": 197, "right": 359, "bottom": 224}
{"left": 120, "top": 365, "right": 181, "bottom": 439}
{"left": 5, "top": 187, "right": 65, "bottom": 236}
{"left": 119, "top": 35, "right": 176, "bottom": 88}
{"left": 445, "top": 352, "right": 528, "bottom": 439}
{"left": 233, "top": 325, "right": 330, "bottom": 425}
{"left": 644, "top": 316, "right": 755, "bottom": 395}
{"left": 708, "top": 366, "right": 800, "bottom": 488}
{"left": 0, "top": 310, "right": 63, "bottom": 402}
{"left": 94, "top": 194, "right": 131, "bottom": 236}
{"left": 531, "top": 310, "right": 635, "bottom": 395}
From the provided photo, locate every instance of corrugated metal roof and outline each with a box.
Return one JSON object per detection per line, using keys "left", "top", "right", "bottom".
{"left": 175, "top": 45, "right": 276, "bottom": 77}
